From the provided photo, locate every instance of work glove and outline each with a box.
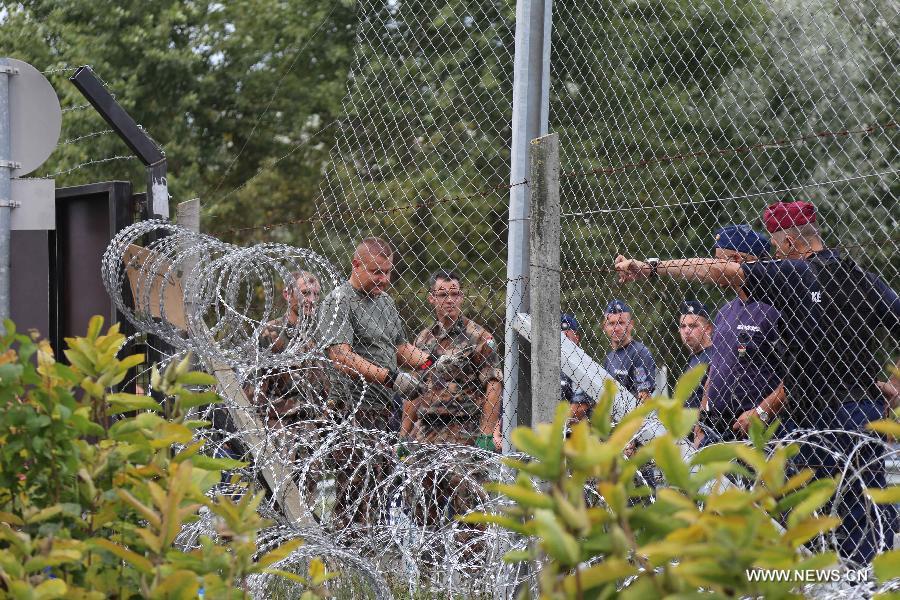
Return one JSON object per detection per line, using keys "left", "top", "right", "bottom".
{"left": 474, "top": 434, "right": 497, "bottom": 452}
{"left": 392, "top": 370, "right": 422, "bottom": 399}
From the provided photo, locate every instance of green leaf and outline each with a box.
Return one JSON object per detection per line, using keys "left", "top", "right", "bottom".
{"left": 150, "top": 569, "right": 199, "bottom": 598}
{"left": 257, "top": 538, "right": 304, "bottom": 569}
{"left": 176, "top": 371, "right": 217, "bottom": 386}
{"left": 653, "top": 435, "right": 691, "bottom": 490}
{"left": 85, "top": 315, "right": 104, "bottom": 341}
{"left": 106, "top": 393, "right": 162, "bottom": 414}
{"left": 458, "top": 512, "right": 531, "bottom": 536}
{"left": 867, "top": 419, "right": 900, "bottom": 439}
{"left": 533, "top": 509, "right": 580, "bottom": 565}
{"left": 34, "top": 578, "right": 68, "bottom": 600}
{"left": 787, "top": 479, "right": 837, "bottom": 527}
{"left": 672, "top": 363, "right": 706, "bottom": 407}
{"left": 263, "top": 568, "right": 309, "bottom": 586}
{"left": 873, "top": 550, "right": 900, "bottom": 583}
{"left": 502, "top": 549, "right": 533, "bottom": 563}
{"left": 562, "top": 558, "right": 637, "bottom": 593}
{"left": 866, "top": 486, "right": 900, "bottom": 504}
{"left": 89, "top": 538, "right": 154, "bottom": 574}
{"left": 782, "top": 516, "right": 841, "bottom": 547}
{"left": 176, "top": 391, "right": 220, "bottom": 410}
{"left": 690, "top": 441, "right": 741, "bottom": 466}
{"left": 510, "top": 426, "right": 547, "bottom": 458}
{"left": 189, "top": 454, "right": 248, "bottom": 471}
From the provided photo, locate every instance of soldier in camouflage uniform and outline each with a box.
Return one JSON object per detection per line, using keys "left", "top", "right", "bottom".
{"left": 245, "top": 272, "right": 329, "bottom": 497}
{"left": 250, "top": 270, "right": 326, "bottom": 428}
{"left": 403, "top": 270, "right": 503, "bottom": 451}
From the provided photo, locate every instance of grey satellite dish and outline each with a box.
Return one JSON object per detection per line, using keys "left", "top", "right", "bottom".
{"left": 6, "top": 58, "right": 62, "bottom": 177}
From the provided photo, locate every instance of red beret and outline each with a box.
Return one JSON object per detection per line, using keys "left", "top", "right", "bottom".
{"left": 763, "top": 201, "right": 817, "bottom": 233}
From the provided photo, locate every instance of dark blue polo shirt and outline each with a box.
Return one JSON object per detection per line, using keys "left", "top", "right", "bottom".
{"left": 741, "top": 249, "right": 900, "bottom": 426}
{"left": 684, "top": 345, "right": 714, "bottom": 409}
{"left": 604, "top": 340, "right": 656, "bottom": 397}
{"left": 706, "top": 298, "right": 784, "bottom": 420}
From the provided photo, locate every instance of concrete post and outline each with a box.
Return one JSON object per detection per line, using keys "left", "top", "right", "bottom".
{"left": 528, "top": 133, "right": 560, "bottom": 426}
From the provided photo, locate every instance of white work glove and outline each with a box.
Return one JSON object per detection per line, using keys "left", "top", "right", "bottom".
{"left": 392, "top": 370, "right": 422, "bottom": 399}
{"left": 432, "top": 348, "right": 469, "bottom": 376}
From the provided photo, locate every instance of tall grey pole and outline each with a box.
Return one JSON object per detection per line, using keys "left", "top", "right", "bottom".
{"left": 502, "top": 0, "right": 553, "bottom": 453}
{"left": 528, "top": 133, "right": 560, "bottom": 426}
{"left": 0, "top": 58, "right": 13, "bottom": 322}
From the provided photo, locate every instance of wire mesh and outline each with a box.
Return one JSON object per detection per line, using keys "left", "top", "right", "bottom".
{"left": 88, "top": 0, "right": 900, "bottom": 596}
{"left": 552, "top": 0, "right": 899, "bottom": 573}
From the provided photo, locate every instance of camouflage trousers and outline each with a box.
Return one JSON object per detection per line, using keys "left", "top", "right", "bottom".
{"left": 330, "top": 404, "right": 395, "bottom": 530}
{"left": 410, "top": 416, "right": 479, "bottom": 446}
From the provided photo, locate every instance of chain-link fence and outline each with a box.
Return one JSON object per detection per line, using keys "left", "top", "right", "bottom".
{"left": 94, "top": 0, "right": 898, "bottom": 595}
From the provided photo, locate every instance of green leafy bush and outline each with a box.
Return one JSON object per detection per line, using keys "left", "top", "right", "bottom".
{"left": 0, "top": 317, "right": 327, "bottom": 599}
{"left": 465, "top": 366, "right": 846, "bottom": 599}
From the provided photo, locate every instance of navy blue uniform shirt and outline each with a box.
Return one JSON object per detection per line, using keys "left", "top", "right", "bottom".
{"left": 684, "top": 345, "right": 713, "bottom": 409}
{"left": 604, "top": 340, "right": 657, "bottom": 397}
{"left": 561, "top": 372, "right": 593, "bottom": 405}
{"left": 742, "top": 249, "right": 900, "bottom": 426}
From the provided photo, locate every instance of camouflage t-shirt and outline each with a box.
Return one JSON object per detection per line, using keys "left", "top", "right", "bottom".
{"left": 247, "top": 319, "right": 329, "bottom": 425}
{"left": 317, "top": 282, "right": 407, "bottom": 408}
{"left": 413, "top": 316, "right": 502, "bottom": 421}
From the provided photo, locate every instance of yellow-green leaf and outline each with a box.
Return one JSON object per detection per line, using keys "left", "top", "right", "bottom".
{"left": 867, "top": 419, "right": 900, "bottom": 439}
{"left": 34, "top": 578, "right": 68, "bottom": 600}
{"left": 866, "top": 486, "right": 900, "bottom": 504}
{"left": 782, "top": 517, "right": 841, "bottom": 547}
{"left": 562, "top": 558, "right": 637, "bottom": 593}
{"left": 873, "top": 549, "right": 900, "bottom": 583}
{"left": 89, "top": 538, "right": 154, "bottom": 574}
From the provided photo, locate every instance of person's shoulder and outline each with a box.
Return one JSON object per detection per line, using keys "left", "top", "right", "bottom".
{"left": 415, "top": 323, "right": 436, "bottom": 344}
{"left": 322, "top": 281, "right": 353, "bottom": 302}
{"left": 630, "top": 340, "right": 654, "bottom": 357}
{"left": 462, "top": 316, "right": 494, "bottom": 340}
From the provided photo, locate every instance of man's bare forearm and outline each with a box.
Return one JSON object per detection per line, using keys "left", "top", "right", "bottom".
{"left": 759, "top": 382, "right": 785, "bottom": 414}
{"left": 480, "top": 380, "right": 502, "bottom": 435}
{"left": 657, "top": 258, "right": 745, "bottom": 288}
{"left": 615, "top": 255, "right": 745, "bottom": 289}
{"left": 327, "top": 344, "right": 389, "bottom": 384}
{"left": 396, "top": 342, "right": 431, "bottom": 369}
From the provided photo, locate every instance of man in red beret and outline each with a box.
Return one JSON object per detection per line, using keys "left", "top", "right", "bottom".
{"left": 614, "top": 200, "right": 899, "bottom": 566}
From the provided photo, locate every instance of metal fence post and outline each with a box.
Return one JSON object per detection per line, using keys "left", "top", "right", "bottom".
{"left": 0, "top": 58, "right": 12, "bottom": 322}
{"left": 503, "top": 0, "right": 553, "bottom": 453}
{"left": 528, "top": 133, "right": 560, "bottom": 426}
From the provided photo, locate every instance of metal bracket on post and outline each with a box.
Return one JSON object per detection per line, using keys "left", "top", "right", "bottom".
{"left": 70, "top": 66, "right": 169, "bottom": 219}
{"left": 0, "top": 200, "right": 20, "bottom": 209}
{"left": 0, "top": 160, "right": 21, "bottom": 169}
{"left": 0, "top": 66, "right": 19, "bottom": 75}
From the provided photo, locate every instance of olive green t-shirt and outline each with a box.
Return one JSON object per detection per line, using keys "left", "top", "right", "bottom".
{"left": 317, "top": 281, "right": 407, "bottom": 407}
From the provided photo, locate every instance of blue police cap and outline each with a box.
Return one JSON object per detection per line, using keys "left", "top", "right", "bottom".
{"left": 679, "top": 300, "right": 710, "bottom": 320}
{"left": 560, "top": 313, "right": 581, "bottom": 332}
{"left": 605, "top": 300, "right": 631, "bottom": 315}
{"left": 713, "top": 224, "right": 770, "bottom": 257}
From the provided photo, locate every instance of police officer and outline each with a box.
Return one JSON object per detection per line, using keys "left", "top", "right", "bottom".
{"left": 677, "top": 300, "right": 714, "bottom": 411}
{"left": 692, "top": 226, "right": 786, "bottom": 447}
{"left": 561, "top": 313, "right": 594, "bottom": 422}
{"left": 615, "top": 201, "right": 899, "bottom": 565}
{"left": 603, "top": 300, "right": 656, "bottom": 403}
{"left": 402, "top": 269, "right": 502, "bottom": 451}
